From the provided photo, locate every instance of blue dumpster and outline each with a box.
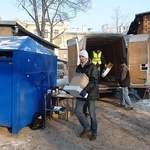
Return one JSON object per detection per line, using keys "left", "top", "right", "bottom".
{"left": 0, "top": 36, "right": 57, "bottom": 133}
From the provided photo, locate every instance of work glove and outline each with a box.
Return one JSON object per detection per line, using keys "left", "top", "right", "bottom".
{"left": 80, "top": 89, "right": 88, "bottom": 98}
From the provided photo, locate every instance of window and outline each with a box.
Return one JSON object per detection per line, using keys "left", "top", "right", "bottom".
{"left": 53, "top": 30, "right": 59, "bottom": 36}
{"left": 44, "top": 30, "right": 48, "bottom": 38}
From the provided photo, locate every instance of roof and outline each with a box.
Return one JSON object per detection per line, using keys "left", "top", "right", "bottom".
{"left": 57, "top": 59, "right": 67, "bottom": 64}
{"left": 0, "top": 36, "right": 56, "bottom": 56}
{"left": 0, "top": 21, "right": 59, "bottom": 50}
{"left": 127, "top": 11, "right": 150, "bottom": 35}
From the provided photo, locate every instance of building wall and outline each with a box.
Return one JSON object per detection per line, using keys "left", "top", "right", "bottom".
{"left": 137, "top": 14, "right": 150, "bottom": 34}
{"left": 0, "top": 27, "right": 13, "bottom": 36}
{"left": 143, "top": 15, "right": 150, "bottom": 33}
{"left": 15, "top": 19, "right": 87, "bottom": 62}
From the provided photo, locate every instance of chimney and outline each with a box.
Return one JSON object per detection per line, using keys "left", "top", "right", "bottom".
{"left": 82, "top": 25, "right": 87, "bottom": 32}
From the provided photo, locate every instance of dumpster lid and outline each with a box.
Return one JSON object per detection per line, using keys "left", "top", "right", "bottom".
{"left": 0, "top": 36, "right": 56, "bottom": 55}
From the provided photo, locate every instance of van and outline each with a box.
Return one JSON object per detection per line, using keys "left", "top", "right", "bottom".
{"left": 67, "top": 33, "right": 127, "bottom": 93}
{"left": 57, "top": 61, "right": 65, "bottom": 78}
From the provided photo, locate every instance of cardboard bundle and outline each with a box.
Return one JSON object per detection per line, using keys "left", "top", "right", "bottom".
{"left": 102, "top": 62, "right": 113, "bottom": 77}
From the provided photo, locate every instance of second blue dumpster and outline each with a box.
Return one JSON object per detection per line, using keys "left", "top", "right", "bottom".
{"left": 0, "top": 36, "right": 57, "bottom": 134}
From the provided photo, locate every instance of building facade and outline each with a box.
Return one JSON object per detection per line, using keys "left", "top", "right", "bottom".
{"left": 13, "top": 18, "right": 88, "bottom": 62}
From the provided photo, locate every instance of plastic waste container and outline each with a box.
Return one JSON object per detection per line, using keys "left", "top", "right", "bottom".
{"left": 0, "top": 36, "right": 57, "bottom": 133}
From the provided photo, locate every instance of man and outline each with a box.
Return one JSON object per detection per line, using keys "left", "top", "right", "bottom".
{"left": 75, "top": 50, "right": 99, "bottom": 141}
{"left": 91, "top": 46, "right": 106, "bottom": 81}
{"left": 118, "top": 58, "right": 133, "bottom": 110}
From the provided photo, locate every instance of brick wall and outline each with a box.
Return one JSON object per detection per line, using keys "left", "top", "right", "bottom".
{"left": 143, "top": 15, "right": 150, "bottom": 33}
{"left": 138, "top": 14, "right": 150, "bottom": 34}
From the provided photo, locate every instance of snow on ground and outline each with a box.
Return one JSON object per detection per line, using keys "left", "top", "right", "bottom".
{"left": 135, "top": 99, "right": 150, "bottom": 116}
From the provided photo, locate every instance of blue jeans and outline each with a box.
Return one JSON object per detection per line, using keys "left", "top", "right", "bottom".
{"left": 75, "top": 99, "right": 97, "bottom": 134}
{"left": 97, "top": 66, "right": 100, "bottom": 82}
{"left": 120, "top": 87, "right": 133, "bottom": 108}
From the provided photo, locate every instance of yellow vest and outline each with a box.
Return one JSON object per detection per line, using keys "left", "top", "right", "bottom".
{"left": 92, "top": 51, "right": 102, "bottom": 65}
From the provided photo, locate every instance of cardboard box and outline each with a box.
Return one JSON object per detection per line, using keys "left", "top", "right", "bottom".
{"left": 69, "top": 73, "right": 89, "bottom": 88}
{"left": 53, "top": 111, "right": 71, "bottom": 120}
{"left": 107, "top": 62, "right": 113, "bottom": 69}
{"left": 63, "top": 73, "right": 89, "bottom": 97}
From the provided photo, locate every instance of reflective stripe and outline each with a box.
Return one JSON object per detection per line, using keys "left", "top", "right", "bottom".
{"left": 92, "top": 51, "right": 102, "bottom": 65}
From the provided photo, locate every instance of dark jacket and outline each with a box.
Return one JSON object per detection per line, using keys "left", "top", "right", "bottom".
{"left": 118, "top": 63, "right": 130, "bottom": 87}
{"left": 76, "top": 59, "right": 99, "bottom": 100}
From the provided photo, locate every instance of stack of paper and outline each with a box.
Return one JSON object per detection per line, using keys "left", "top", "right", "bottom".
{"left": 63, "top": 85, "right": 82, "bottom": 97}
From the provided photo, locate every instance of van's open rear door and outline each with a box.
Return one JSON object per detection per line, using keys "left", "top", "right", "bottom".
{"left": 128, "top": 34, "right": 149, "bottom": 88}
{"left": 67, "top": 37, "right": 79, "bottom": 82}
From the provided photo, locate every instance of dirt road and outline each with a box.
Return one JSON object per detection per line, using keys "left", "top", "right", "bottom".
{"left": 0, "top": 97, "right": 150, "bottom": 150}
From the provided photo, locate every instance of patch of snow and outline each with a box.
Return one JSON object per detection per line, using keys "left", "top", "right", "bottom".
{"left": 135, "top": 99, "right": 150, "bottom": 116}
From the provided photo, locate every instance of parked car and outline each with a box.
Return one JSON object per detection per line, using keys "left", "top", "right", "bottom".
{"left": 57, "top": 61, "right": 65, "bottom": 78}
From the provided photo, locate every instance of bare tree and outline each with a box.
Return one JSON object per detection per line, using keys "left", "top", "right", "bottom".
{"left": 112, "top": 7, "right": 129, "bottom": 33}
{"left": 15, "top": 0, "right": 92, "bottom": 42}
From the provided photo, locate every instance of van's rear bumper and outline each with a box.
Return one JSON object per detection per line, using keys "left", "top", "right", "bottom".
{"left": 99, "top": 84, "right": 119, "bottom": 93}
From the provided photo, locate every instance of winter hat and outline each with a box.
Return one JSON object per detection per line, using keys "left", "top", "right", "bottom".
{"left": 96, "top": 46, "right": 102, "bottom": 50}
{"left": 79, "top": 50, "right": 89, "bottom": 59}
{"left": 120, "top": 58, "right": 126, "bottom": 64}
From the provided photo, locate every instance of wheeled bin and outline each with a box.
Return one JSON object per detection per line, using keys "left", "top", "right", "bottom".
{"left": 0, "top": 36, "right": 57, "bottom": 133}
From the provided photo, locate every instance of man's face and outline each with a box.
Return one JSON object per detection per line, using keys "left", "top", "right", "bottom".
{"left": 79, "top": 55, "right": 87, "bottom": 63}
{"left": 96, "top": 50, "right": 101, "bottom": 53}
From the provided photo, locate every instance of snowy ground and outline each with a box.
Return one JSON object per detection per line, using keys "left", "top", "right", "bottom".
{"left": 0, "top": 77, "right": 150, "bottom": 150}
{"left": 0, "top": 97, "right": 149, "bottom": 150}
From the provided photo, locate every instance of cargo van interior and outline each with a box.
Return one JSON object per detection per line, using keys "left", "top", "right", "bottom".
{"left": 79, "top": 34, "right": 127, "bottom": 91}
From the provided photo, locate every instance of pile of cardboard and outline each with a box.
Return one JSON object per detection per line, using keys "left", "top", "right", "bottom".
{"left": 52, "top": 99, "right": 71, "bottom": 120}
